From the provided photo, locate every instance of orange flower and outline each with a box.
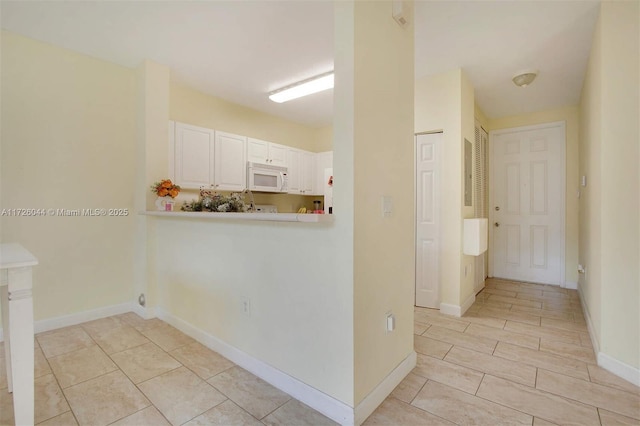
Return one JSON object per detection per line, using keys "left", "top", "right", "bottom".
{"left": 151, "top": 179, "right": 180, "bottom": 198}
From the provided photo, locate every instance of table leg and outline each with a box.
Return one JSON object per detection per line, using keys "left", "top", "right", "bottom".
{"left": 7, "top": 267, "right": 34, "bottom": 426}
{"left": 1, "top": 285, "right": 13, "bottom": 393}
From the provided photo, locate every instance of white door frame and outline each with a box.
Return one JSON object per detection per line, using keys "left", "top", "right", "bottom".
{"left": 488, "top": 121, "right": 566, "bottom": 286}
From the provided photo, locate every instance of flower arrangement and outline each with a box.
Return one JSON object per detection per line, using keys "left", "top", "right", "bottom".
{"left": 151, "top": 179, "right": 181, "bottom": 198}
{"left": 181, "top": 187, "right": 248, "bottom": 213}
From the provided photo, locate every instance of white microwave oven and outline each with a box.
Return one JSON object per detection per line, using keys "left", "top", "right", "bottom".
{"left": 247, "top": 162, "right": 288, "bottom": 193}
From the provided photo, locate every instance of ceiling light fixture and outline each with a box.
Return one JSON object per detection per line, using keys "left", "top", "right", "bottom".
{"left": 269, "top": 72, "right": 334, "bottom": 103}
{"left": 512, "top": 70, "right": 538, "bottom": 87}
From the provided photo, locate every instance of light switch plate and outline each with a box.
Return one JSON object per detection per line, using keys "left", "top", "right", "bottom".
{"left": 382, "top": 196, "right": 393, "bottom": 218}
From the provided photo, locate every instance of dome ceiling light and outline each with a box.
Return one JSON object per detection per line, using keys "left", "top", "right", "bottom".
{"left": 512, "top": 70, "right": 538, "bottom": 88}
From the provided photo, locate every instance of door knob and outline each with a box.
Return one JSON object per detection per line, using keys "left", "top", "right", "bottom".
{"left": 494, "top": 222, "right": 500, "bottom": 227}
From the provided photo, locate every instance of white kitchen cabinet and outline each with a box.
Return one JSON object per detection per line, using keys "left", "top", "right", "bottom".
{"left": 171, "top": 121, "right": 246, "bottom": 190}
{"left": 214, "top": 131, "right": 247, "bottom": 191}
{"left": 313, "top": 151, "right": 333, "bottom": 195}
{"left": 174, "top": 122, "right": 215, "bottom": 189}
{"left": 286, "top": 148, "right": 301, "bottom": 193}
{"left": 286, "top": 148, "right": 315, "bottom": 195}
{"left": 247, "top": 138, "right": 287, "bottom": 166}
{"left": 301, "top": 151, "right": 315, "bottom": 194}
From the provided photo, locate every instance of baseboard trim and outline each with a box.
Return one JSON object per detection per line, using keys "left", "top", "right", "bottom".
{"left": 132, "top": 303, "right": 157, "bottom": 320}
{"left": 34, "top": 302, "right": 135, "bottom": 334}
{"left": 563, "top": 281, "right": 578, "bottom": 290}
{"left": 460, "top": 293, "right": 476, "bottom": 316}
{"left": 439, "top": 303, "right": 460, "bottom": 316}
{"left": 578, "top": 284, "right": 640, "bottom": 387}
{"left": 598, "top": 352, "right": 640, "bottom": 387}
{"left": 0, "top": 301, "right": 154, "bottom": 342}
{"left": 353, "top": 351, "right": 416, "bottom": 425}
{"left": 440, "top": 293, "right": 475, "bottom": 318}
{"left": 577, "top": 284, "right": 600, "bottom": 354}
{"left": 156, "top": 308, "right": 355, "bottom": 425}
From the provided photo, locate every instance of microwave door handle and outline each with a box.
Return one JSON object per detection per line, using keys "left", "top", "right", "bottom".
{"left": 279, "top": 172, "right": 285, "bottom": 192}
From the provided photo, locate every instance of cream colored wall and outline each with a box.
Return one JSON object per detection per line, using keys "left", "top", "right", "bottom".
{"left": 415, "top": 69, "right": 464, "bottom": 308}
{"left": 314, "top": 125, "right": 333, "bottom": 152}
{"left": 135, "top": 61, "right": 171, "bottom": 314}
{"left": 488, "top": 106, "right": 580, "bottom": 286}
{"left": 170, "top": 82, "right": 318, "bottom": 151}
{"left": 0, "top": 31, "right": 136, "bottom": 320}
{"left": 596, "top": 1, "right": 639, "bottom": 369}
{"left": 475, "top": 104, "right": 489, "bottom": 130}
{"left": 579, "top": 12, "right": 603, "bottom": 345}
{"left": 460, "top": 71, "right": 477, "bottom": 305}
{"left": 350, "top": 1, "right": 415, "bottom": 404}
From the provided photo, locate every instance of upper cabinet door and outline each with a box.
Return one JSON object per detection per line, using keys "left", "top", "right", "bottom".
{"left": 175, "top": 123, "right": 215, "bottom": 189}
{"left": 214, "top": 131, "right": 247, "bottom": 191}
{"left": 269, "top": 143, "right": 288, "bottom": 167}
{"left": 301, "top": 151, "right": 315, "bottom": 194}
{"left": 247, "top": 138, "right": 269, "bottom": 164}
{"left": 286, "top": 148, "right": 301, "bottom": 194}
{"left": 247, "top": 137, "right": 287, "bottom": 166}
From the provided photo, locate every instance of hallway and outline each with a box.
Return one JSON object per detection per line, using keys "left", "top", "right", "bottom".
{"left": 366, "top": 278, "right": 640, "bottom": 425}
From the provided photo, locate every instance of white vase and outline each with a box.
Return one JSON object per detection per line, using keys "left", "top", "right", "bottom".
{"left": 155, "top": 197, "right": 174, "bottom": 211}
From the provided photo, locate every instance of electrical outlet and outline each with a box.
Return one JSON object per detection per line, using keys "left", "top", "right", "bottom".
{"left": 241, "top": 297, "right": 251, "bottom": 316}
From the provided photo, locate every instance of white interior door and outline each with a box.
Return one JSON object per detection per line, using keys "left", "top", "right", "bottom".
{"left": 490, "top": 123, "right": 565, "bottom": 285}
{"left": 416, "top": 133, "right": 441, "bottom": 308}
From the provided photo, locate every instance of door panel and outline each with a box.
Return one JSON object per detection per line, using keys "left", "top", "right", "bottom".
{"left": 175, "top": 123, "right": 214, "bottom": 188}
{"left": 214, "top": 131, "right": 246, "bottom": 191}
{"left": 491, "top": 124, "right": 564, "bottom": 285}
{"left": 416, "top": 133, "right": 441, "bottom": 308}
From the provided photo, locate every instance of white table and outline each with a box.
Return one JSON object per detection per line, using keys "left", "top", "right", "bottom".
{"left": 1, "top": 243, "right": 37, "bottom": 425}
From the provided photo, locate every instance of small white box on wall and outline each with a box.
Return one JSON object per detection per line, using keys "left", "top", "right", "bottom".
{"left": 463, "top": 218, "right": 488, "bottom": 256}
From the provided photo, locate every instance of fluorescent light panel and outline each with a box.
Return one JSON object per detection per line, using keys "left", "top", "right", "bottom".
{"left": 269, "top": 72, "right": 334, "bottom": 103}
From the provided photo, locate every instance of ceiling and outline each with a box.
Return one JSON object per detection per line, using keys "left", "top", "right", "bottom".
{"left": 1, "top": 1, "right": 600, "bottom": 127}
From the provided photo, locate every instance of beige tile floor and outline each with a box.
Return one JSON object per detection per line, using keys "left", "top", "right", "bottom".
{"left": 365, "top": 278, "right": 640, "bottom": 425}
{"left": 0, "top": 312, "right": 337, "bottom": 426}
{"left": 1, "top": 278, "right": 639, "bottom": 425}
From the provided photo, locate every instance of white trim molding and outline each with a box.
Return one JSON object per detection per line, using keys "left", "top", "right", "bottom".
{"left": 562, "top": 281, "right": 578, "bottom": 290}
{"left": 0, "top": 301, "right": 150, "bottom": 342}
{"left": 156, "top": 308, "right": 356, "bottom": 425}
{"left": 132, "top": 303, "right": 157, "bottom": 320}
{"left": 34, "top": 302, "right": 134, "bottom": 335}
{"left": 440, "top": 293, "right": 476, "bottom": 317}
{"left": 578, "top": 283, "right": 600, "bottom": 355}
{"left": 578, "top": 283, "right": 640, "bottom": 387}
{"left": 354, "top": 351, "right": 417, "bottom": 425}
{"left": 598, "top": 352, "right": 640, "bottom": 388}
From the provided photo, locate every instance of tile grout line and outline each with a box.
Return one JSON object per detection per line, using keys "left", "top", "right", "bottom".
{"left": 399, "top": 392, "right": 459, "bottom": 425}
{"left": 473, "top": 374, "right": 538, "bottom": 418}
{"left": 408, "top": 378, "right": 429, "bottom": 406}
{"left": 537, "top": 366, "right": 640, "bottom": 398}
{"left": 38, "top": 328, "right": 105, "bottom": 424}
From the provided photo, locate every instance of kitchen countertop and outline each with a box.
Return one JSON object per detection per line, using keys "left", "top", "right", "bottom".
{"left": 142, "top": 211, "right": 334, "bottom": 223}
